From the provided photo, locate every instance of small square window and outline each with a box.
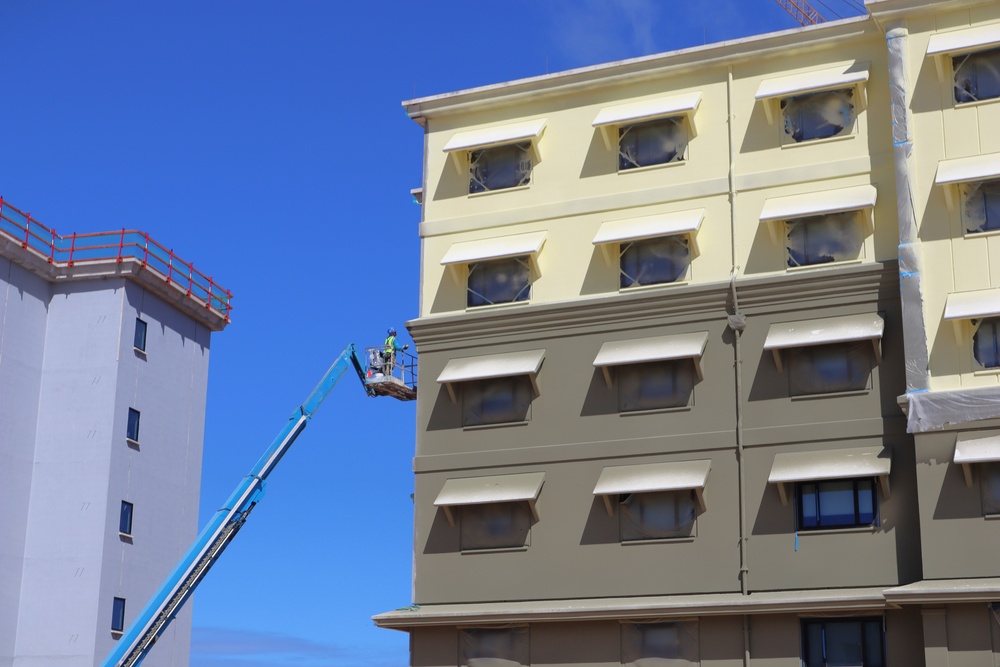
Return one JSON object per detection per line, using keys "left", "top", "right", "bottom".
{"left": 621, "top": 621, "right": 699, "bottom": 666}
{"left": 126, "top": 408, "right": 141, "bottom": 443}
{"left": 119, "top": 501, "right": 134, "bottom": 535}
{"left": 618, "top": 359, "right": 694, "bottom": 412}
{"left": 620, "top": 490, "right": 697, "bottom": 541}
{"left": 459, "top": 627, "right": 529, "bottom": 667}
{"left": 980, "top": 462, "right": 1000, "bottom": 515}
{"left": 786, "top": 342, "right": 871, "bottom": 396}
{"left": 954, "top": 48, "right": 1000, "bottom": 103}
{"left": 470, "top": 143, "right": 531, "bottom": 193}
{"left": 112, "top": 597, "right": 126, "bottom": 633}
{"left": 133, "top": 318, "right": 147, "bottom": 352}
{"left": 781, "top": 88, "right": 856, "bottom": 143}
{"left": 963, "top": 180, "right": 1000, "bottom": 234}
{"left": 467, "top": 256, "right": 531, "bottom": 307}
{"left": 797, "top": 478, "right": 878, "bottom": 530}
{"left": 620, "top": 236, "right": 690, "bottom": 288}
{"left": 786, "top": 212, "right": 865, "bottom": 268}
{"left": 460, "top": 502, "right": 532, "bottom": 551}
{"left": 618, "top": 116, "right": 688, "bottom": 170}
{"left": 973, "top": 318, "right": 1000, "bottom": 369}
{"left": 801, "top": 618, "right": 884, "bottom": 667}
{"left": 463, "top": 376, "right": 532, "bottom": 427}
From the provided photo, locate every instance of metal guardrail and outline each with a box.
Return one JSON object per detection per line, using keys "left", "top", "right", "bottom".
{"left": 0, "top": 197, "right": 232, "bottom": 322}
{"left": 364, "top": 345, "right": 418, "bottom": 391}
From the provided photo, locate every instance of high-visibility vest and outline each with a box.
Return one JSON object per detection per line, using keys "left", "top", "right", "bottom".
{"left": 384, "top": 335, "right": 396, "bottom": 354}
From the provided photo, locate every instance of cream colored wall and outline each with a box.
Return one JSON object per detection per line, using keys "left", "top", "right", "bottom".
{"left": 903, "top": 5, "right": 1000, "bottom": 390}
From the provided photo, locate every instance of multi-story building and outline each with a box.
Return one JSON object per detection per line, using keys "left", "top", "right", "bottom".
{"left": 0, "top": 201, "right": 231, "bottom": 666}
{"left": 376, "top": 1, "right": 1000, "bottom": 666}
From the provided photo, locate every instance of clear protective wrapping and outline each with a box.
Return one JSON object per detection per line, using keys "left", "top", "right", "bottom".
{"left": 962, "top": 181, "right": 1000, "bottom": 233}
{"left": 621, "top": 620, "right": 699, "bottom": 667}
{"left": 953, "top": 48, "right": 1000, "bottom": 103}
{"left": 620, "top": 236, "right": 689, "bottom": 287}
{"left": 460, "top": 626, "right": 529, "bottom": 667}
{"left": 786, "top": 212, "right": 865, "bottom": 267}
{"left": 619, "top": 117, "right": 687, "bottom": 169}
{"left": 781, "top": 89, "right": 855, "bottom": 142}
{"left": 907, "top": 385, "right": 1000, "bottom": 432}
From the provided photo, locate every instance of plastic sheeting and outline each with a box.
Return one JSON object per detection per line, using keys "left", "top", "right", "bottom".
{"left": 460, "top": 501, "right": 532, "bottom": 551}
{"left": 621, "top": 620, "right": 699, "bottom": 667}
{"left": 619, "top": 117, "right": 687, "bottom": 170}
{"left": 470, "top": 143, "right": 531, "bottom": 193}
{"left": 787, "top": 341, "right": 871, "bottom": 395}
{"left": 620, "top": 490, "right": 697, "bottom": 541}
{"left": 973, "top": 318, "right": 1000, "bottom": 368}
{"left": 781, "top": 89, "right": 854, "bottom": 143}
{"left": 907, "top": 385, "right": 1000, "bottom": 432}
{"left": 963, "top": 181, "right": 1000, "bottom": 233}
{"left": 468, "top": 256, "right": 531, "bottom": 307}
{"left": 620, "top": 236, "right": 689, "bottom": 288}
{"left": 618, "top": 360, "right": 694, "bottom": 412}
{"left": 460, "top": 626, "right": 529, "bottom": 667}
{"left": 954, "top": 48, "right": 1000, "bottom": 103}
{"left": 786, "top": 212, "right": 865, "bottom": 267}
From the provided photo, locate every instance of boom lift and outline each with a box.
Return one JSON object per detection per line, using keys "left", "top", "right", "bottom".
{"left": 101, "top": 343, "right": 416, "bottom": 667}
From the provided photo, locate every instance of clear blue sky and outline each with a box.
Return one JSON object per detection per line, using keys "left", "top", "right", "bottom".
{"left": 1, "top": 2, "right": 865, "bottom": 665}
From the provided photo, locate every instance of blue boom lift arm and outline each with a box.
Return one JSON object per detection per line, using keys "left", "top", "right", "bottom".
{"left": 102, "top": 343, "right": 404, "bottom": 667}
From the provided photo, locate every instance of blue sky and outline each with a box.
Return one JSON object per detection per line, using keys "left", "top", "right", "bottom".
{"left": 1, "top": 2, "right": 864, "bottom": 665}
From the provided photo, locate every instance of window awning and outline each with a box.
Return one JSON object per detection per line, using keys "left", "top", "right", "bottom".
{"left": 935, "top": 152, "right": 1000, "bottom": 209}
{"left": 592, "top": 332, "right": 709, "bottom": 387}
{"left": 755, "top": 65, "right": 869, "bottom": 125}
{"left": 441, "top": 231, "right": 547, "bottom": 266}
{"left": 436, "top": 349, "right": 545, "bottom": 403}
{"left": 954, "top": 431, "right": 1000, "bottom": 487}
{"left": 759, "top": 185, "right": 877, "bottom": 243}
{"left": 768, "top": 446, "right": 891, "bottom": 505}
{"left": 943, "top": 289, "right": 1000, "bottom": 344}
{"left": 442, "top": 118, "right": 547, "bottom": 174}
{"left": 593, "top": 460, "right": 711, "bottom": 516}
{"left": 592, "top": 209, "right": 704, "bottom": 260}
{"left": 763, "top": 313, "right": 884, "bottom": 372}
{"left": 927, "top": 24, "right": 1000, "bottom": 80}
{"left": 592, "top": 92, "right": 702, "bottom": 148}
{"left": 434, "top": 472, "right": 545, "bottom": 526}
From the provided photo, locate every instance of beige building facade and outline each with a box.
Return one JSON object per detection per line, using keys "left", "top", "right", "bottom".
{"left": 376, "top": 2, "right": 1000, "bottom": 666}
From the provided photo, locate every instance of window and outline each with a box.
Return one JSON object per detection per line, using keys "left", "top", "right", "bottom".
{"left": 133, "top": 318, "right": 147, "bottom": 352}
{"left": 460, "top": 502, "right": 532, "bottom": 550}
{"left": 112, "top": 597, "right": 126, "bottom": 633}
{"left": 126, "top": 408, "right": 140, "bottom": 443}
{"left": 620, "top": 490, "right": 697, "bottom": 541}
{"left": 470, "top": 143, "right": 531, "bottom": 193}
{"left": 780, "top": 89, "right": 856, "bottom": 143}
{"left": 801, "top": 618, "right": 884, "bottom": 667}
{"left": 618, "top": 359, "right": 695, "bottom": 412}
{"left": 119, "top": 501, "right": 134, "bottom": 536}
{"left": 621, "top": 621, "right": 699, "bottom": 667}
{"left": 954, "top": 47, "right": 1000, "bottom": 103}
{"left": 963, "top": 180, "right": 1000, "bottom": 233}
{"left": 618, "top": 116, "right": 687, "bottom": 170}
{"left": 468, "top": 256, "right": 531, "bottom": 307}
{"left": 973, "top": 318, "right": 1000, "bottom": 368}
{"left": 463, "top": 375, "right": 532, "bottom": 427}
{"left": 785, "top": 212, "right": 866, "bottom": 268}
{"left": 619, "top": 236, "right": 689, "bottom": 287}
{"left": 786, "top": 342, "right": 872, "bottom": 396}
{"left": 797, "top": 478, "right": 878, "bottom": 529}
{"left": 459, "top": 627, "right": 529, "bottom": 667}
{"left": 981, "top": 462, "right": 1000, "bottom": 515}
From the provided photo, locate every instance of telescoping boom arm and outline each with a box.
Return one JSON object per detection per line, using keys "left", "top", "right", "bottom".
{"left": 102, "top": 344, "right": 374, "bottom": 667}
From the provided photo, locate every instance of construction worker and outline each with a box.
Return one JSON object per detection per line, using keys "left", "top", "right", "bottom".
{"left": 383, "top": 327, "right": 408, "bottom": 376}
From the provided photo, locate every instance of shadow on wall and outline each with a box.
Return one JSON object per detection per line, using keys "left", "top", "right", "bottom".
{"left": 743, "top": 220, "right": 782, "bottom": 276}
{"left": 426, "top": 385, "right": 461, "bottom": 431}
{"left": 580, "top": 368, "right": 618, "bottom": 417}
{"left": 579, "top": 496, "right": 620, "bottom": 545}
{"left": 747, "top": 349, "right": 788, "bottom": 402}
{"left": 580, "top": 247, "right": 615, "bottom": 297}
{"left": 738, "top": 100, "right": 780, "bottom": 156}
{"left": 579, "top": 129, "right": 617, "bottom": 180}
{"left": 431, "top": 157, "right": 471, "bottom": 202}
{"left": 423, "top": 508, "right": 459, "bottom": 554}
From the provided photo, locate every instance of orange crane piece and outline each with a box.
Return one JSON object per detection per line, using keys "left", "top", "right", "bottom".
{"left": 774, "top": 0, "right": 826, "bottom": 26}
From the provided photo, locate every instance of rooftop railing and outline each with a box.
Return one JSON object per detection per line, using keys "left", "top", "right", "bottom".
{"left": 0, "top": 197, "right": 232, "bottom": 322}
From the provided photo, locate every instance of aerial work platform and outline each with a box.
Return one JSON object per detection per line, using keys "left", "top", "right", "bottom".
{"left": 361, "top": 345, "right": 417, "bottom": 401}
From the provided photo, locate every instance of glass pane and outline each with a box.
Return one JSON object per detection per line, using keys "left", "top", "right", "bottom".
{"left": 788, "top": 342, "right": 869, "bottom": 396}
{"left": 133, "top": 319, "right": 147, "bottom": 351}
{"left": 469, "top": 143, "right": 531, "bottom": 193}
{"left": 803, "top": 622, "right": 825, "bottom": 667}
{"left": 618, "top": 117, "right": 687, "bottom": 170}
{"left": 460, "top": 627, "right": 528, "bottom": 667}
{"left": 800, "top": 483, "right": 819, "bottom": 529}
{"left": 782, "top": 89, "right": 855, "bottom": 142}
{"left": 620, "top": 236, "right": 689, "bottom": 288}
{"left": 863, "top": 620, "right": 884, "bottom": 667}
{"left": 974, "top": 319, "right": 1000, "bottom": 369}
{"left": 981, "top": 462, "right": 1000, "bottom": 515}
{"left": 857, "top": 479, "right": 875, "bottom": 524}
{"left": 818, "top": 480, "right": 857, "bottom": 526}
{"left": 460, "top": 502, "right": 531, "bottom": 550}
{"left": 963, "top": 181, "right": 1000, "bottom": 233}
{"left": 621, "top": 490, "right": 695, "bottom": 540}
{"left": 954, "top": 48, "right": 1000, "bottom": 103}
{"left": 112, "top": 597, "right": 126, "bottom": 632}
{"left": 127, "top": 409, "right": 140, "bottom": 441}
{"left": 824, "top": 621, "right": 864, "bottom": 667}
{"left": 119, "top": 502, "right": 133, "bottom": 534}
{"left": 468, "top": 257, "right": 530, "bottom": 307}
{"left": 786, "top": 212, "right": 864, "bottom": 267}
{"left": 463, "top": 376, "right": 531, "bottom": 427}
{"left": 618, "top": 360, "right": 693, "bottom": 412}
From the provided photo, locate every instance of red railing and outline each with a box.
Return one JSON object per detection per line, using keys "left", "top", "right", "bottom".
{"left": 0, "top": 197, "right": 232, "bottom": 322}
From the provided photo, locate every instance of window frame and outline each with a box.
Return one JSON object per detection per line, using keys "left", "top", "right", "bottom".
{"left": 112, "top": 597, "right": 126, "bottom": 634}
{"left": 755, "top": 66, "right": 869, "bottom": 145}
{"left": 800, "top": 617, "right": 885, "bottom": 667}
{"left": 616, "top": 358, "right": 696, "bottom": 412}
{"left": 133, "top": 318, "right": 147, "bottom": 353}
{"left": 119, "top": 500, "right": 134, "bottom": 536}
{"left": 466, "top": 255, "right": 532, "bottom": 308}
{"left": 619, "top": 488, "right": 698, "bottom": 542}
{"left": 461, "top": 374, "right": 533, "bottom": 427}
{"left": 796, "top": 477, "right": 879, "bottom": 530}
{"left": 621, "top": 620, "right": 700, "bottom": 666}
{"left": 785, "top": 340, "right": 874, "bottom": 396}
{"left": 618, "top": 235, "right": 691, "bottom": 289}
{"left": 126, "top": 408, "right": 141, "bottom": 444}
{"left": 616, "top": 115, "right": 689, "bottom": 171}
{"left": 442, "top": 119, "right": 545, "bottom": 197}
{"left": 459, "top": 500, "right": 533, "bottom": 551}
{"left": 459, "top": 626, "right": 529, "bottom": 667}
{"left": 468, "top": 142, "right": 533, "bottom": 194}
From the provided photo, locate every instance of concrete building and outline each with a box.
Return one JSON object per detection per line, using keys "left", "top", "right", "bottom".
{"left": 0, "top": 201, "right": 230, "bottom": 666}
{"left": 376, "top": 1, "right": 1000, "bottom": 666}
